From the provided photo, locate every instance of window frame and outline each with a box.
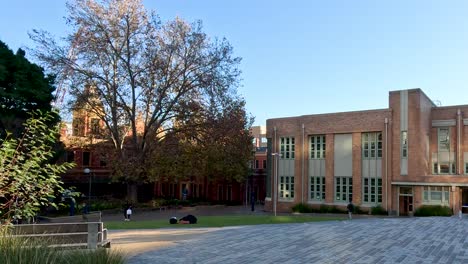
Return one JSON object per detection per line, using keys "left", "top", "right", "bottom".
{"left": 362, "top": 177, "right": 382, "bottom": 204}
{"left": 433, "top": 162, "right": 456, "bottom": 175}
{"left": 310, "top": 176, "right": 326, "bottom": 201}
{"left": 279, "top": 175, "right": 295, "bottom": 199}
{"left": 310, "top": 135, "right": 326, "bottom": 159}
{"left": 280, "top": 137, "right": 295, "bottom": 159}
{"left": 362, "top": 132, "right": 383, "bottom": 159}
{"left": 82, "top": 151, "right": 91, "bottom": 166}
{"left": 334, "top": 177, "right": 352, "bottom": 202}
{"left": 437, "top": 127, "right": 450, "bottom": 152}
{"left": 422, "top": 186, "right": 450, "bottom": 205}
{"left": 401, "top": 131, "right": 408, "bottom": 158}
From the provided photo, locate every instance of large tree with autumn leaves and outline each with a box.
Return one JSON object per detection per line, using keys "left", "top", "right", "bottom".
{"left": 31, "top": 0, "right": 252, "bottom": 200}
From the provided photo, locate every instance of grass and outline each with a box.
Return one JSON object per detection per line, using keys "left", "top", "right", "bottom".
{"left": 105, "top": 215, "right": 344, "bottom": 229}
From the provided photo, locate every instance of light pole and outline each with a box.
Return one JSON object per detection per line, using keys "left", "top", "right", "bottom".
{"left": 272, "top": 153, "right": 281, "bottom": 216}
{"left": 84, "top": 168, "right": 92, "bottom": 203}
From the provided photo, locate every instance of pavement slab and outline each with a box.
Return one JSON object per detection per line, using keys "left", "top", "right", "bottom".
{"left": 109, "top": 216, "right": 468, "bottom": 264}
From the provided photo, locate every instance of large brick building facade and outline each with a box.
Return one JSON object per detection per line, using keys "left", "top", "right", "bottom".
{"left": 61, "top": 99, "right": 266, "bottom": 204}
{"left": 265, "top": 89, "right": 468, "bottom": 215}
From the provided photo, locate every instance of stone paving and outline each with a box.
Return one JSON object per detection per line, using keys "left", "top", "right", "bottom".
{"left": 113, "top": 217, "right": 468, "bottom": 264}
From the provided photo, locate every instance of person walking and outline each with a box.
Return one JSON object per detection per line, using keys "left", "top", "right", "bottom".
{"left": 125, "top": 206, "right": 133, "bottom": 221}
{"left": 250, "top": 191, "right": 256, "bottom": 212}
{"left": 347, "top": 200, "right": 354, "bottom": 220}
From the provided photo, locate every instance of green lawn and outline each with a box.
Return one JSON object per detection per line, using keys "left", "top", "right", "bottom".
{"left": 105, "top": 215, "right": 344, "bottom": 229}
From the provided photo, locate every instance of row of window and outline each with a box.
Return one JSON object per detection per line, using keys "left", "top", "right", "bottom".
{"left": 280, "top": 132, "right": 383, "bottom": 160}
{"left": 432, "top": 163, "right": 468, "bottom": 174}
{"left": 280, "top": 176, "right": 383, "bottom": 204}
{"left": 161, "top": 183, "right": 233, "bottom": 201}
{"left": 281, "top": 179, "right": 451, "bottom": 206}
{"left": 253, "top": 159, "right": 267, "bottom": 169}
{"left": 66, "top": 151, "right": 107, "bottom": 167}
{"left": 280, "top": 128, "right": 454, "bottom": 160}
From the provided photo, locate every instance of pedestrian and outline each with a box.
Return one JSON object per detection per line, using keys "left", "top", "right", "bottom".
{"left": 251, "top": 191, "right": 256, "bottom": 212}
{"left": 123, "top": 201, "right": 130, "bottom": 220}
{"left": 347, "top": 200, "right": 354, "bottom": 220}
{"left": 125, "top": 206, "right": 133, "bottom": 221}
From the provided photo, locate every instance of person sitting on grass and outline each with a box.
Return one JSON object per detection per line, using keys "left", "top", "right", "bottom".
{"left": 179, "top": 214, "right": 197, "bottom": 224}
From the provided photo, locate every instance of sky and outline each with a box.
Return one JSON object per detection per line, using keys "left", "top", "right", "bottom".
{"left": 2, "top": 0, "right": 468, "bottom": 125}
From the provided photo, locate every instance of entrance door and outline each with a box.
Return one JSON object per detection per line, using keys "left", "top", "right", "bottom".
{"left": 399, "top": 187, "right": 413, "bottom": 216}
{"left": 462, "top": 189, "right": 468, "bottom": 213}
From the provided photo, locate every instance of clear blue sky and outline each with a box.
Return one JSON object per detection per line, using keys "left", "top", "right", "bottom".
{"left": 2, "top": 0, "right": 468, "bottom": 125}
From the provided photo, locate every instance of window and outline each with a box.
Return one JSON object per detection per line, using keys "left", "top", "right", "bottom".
{"left": 82, "top": 151, "right": 90, "bottom": 166}
{"left": 226, "top": 185, "right": 232, "bottom": 201}
{"left": 255, "top": 160, "right": 259, "bottom": 169}
{"left": 438, "top": 128, "right": 450, "bottom": 152}
{"left": 191, "top": 184, "right": 198, "bottom": 198}
{"left": 362, "top": 132, "right": 382, "bottom": 159}
{"left": 433, "top": 163, "right": 456, "bottom": 174}
{"left": 100, "top": 159, "right": 107, "bottom": 167}
{"left": 310, "top": 135, "right": 326, "bottom": 159}
{"left": 218, "top": 185, "right": 224, "bottom": 201}
{"left": 362, "top": 178, "right": 382, "bottom": 203}
{"left": 191, "top": 184, "right": 203, "bottom": 198}
{"left": 279, "top": 176, "right": 294, "bottom": 199}
{"left": 262, "top": 160, "right": 267, "bottom": 169}
{"left": 335, "top": 177, "right": 352, "bottom": 202}
{"left": 401, "top": 131, "right": 408, "bottom": 158}
{"left": 423, "top": 186, "right": 449, "bottom": 205}
{"left": 465, "top": 163, "right": 468, "bottom": 174}
{"left": 67, "top": 151, "right": 75, "bottom": 162}
{"left": 91, "top": 118, "right": 100, "bottom": 135}
{"left": 280, "top": 137, "right": 295, "bottom": 159}
{"left": 310, "top": 176, "right": 325, "bottom": 201}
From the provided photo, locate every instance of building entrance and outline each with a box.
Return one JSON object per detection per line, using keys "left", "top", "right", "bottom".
{"left": 462, "top": 188, "right": 468, "bottom": 213}
{"left": 399, "top": 187, "right": 413, "bottom": 216}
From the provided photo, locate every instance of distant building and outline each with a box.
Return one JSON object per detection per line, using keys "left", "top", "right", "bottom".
{"left": 248, "top": 126, "right": 268, "bottom": 203}
{"left": 60, "top": 92, "right": 265, "bottom": 204}
{"left": 265, "top": 88, "right": 468, "bottom": 215}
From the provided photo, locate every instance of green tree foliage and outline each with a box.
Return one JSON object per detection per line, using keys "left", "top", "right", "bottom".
{"left": 145, "top": 97, "right": 253, "bottom": 185}
{"left": 0, "top": 41, "right": 57, "bottom": 138}
{"left": 0, "top": 112, "right": 74, "bottom": 225}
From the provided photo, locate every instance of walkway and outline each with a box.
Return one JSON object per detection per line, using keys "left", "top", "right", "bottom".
{"left": 109, "top": 217, "right": 468, "bottom": 264}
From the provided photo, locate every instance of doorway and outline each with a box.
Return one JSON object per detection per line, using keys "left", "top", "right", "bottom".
{"left": 462, "top": 188, "right": 468, "bottom": 213}
{"left": 399, "top": 187, "right": 413, "bottom": 216}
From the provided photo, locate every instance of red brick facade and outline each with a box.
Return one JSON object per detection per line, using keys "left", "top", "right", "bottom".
{"left": 265, "top": 89, "right": 468, "bottom": 215}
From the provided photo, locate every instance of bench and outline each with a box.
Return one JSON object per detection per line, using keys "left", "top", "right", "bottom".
{"left": 9, "top": 222, "right": 110, "bottom": 249}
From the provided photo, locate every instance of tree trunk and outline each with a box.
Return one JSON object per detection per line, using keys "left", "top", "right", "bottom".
{"left": 126, "top": 183, "right": 138, "bottom": 202}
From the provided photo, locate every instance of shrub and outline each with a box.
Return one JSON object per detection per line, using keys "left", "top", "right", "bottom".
{"left": 0, "top": 112, "right": 74, "bottom": 225}
{"left": 414, "top": 205, "right": 452, "bottom": 217}
{"left": 90, "top": 200, "right": 121, "bottom": 211}
{"left": 371, "top": 205, "right": 387, "bottom": 215}
{"left": 354, "top": 206, "right": 367, "bottom": 214}
{"left": 330, "top": 206, "right": 347, "bottom": 214}
{"left": 319, "top": 204, "right": 332, "bottom": 213}
{"left": 317, "top": 205, "right": 346, "bottom": 214}
{"left": 292, "top": 203, "right": 314, "bottom": 213}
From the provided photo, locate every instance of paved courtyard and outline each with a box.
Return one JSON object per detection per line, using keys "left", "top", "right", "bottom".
{"left": 110, "top": 217, "right": 468, "bottom": 264}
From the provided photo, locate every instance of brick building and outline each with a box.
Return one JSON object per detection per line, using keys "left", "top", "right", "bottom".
{"left": 249, "top": 126, "right": 268, "bottom": 203}
{"left": 265, "top": 88, "right": 468, "bottom": 215}
{"left": 61, "top": 100, "right": 265, "bottom": 204}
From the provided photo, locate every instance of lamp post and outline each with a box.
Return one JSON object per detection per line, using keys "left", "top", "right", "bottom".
{"left": 84, "top": 168, "right": 92, "bottom": 203}
{"left": 272, "top": 153, "right": 281, "bottom": 216}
